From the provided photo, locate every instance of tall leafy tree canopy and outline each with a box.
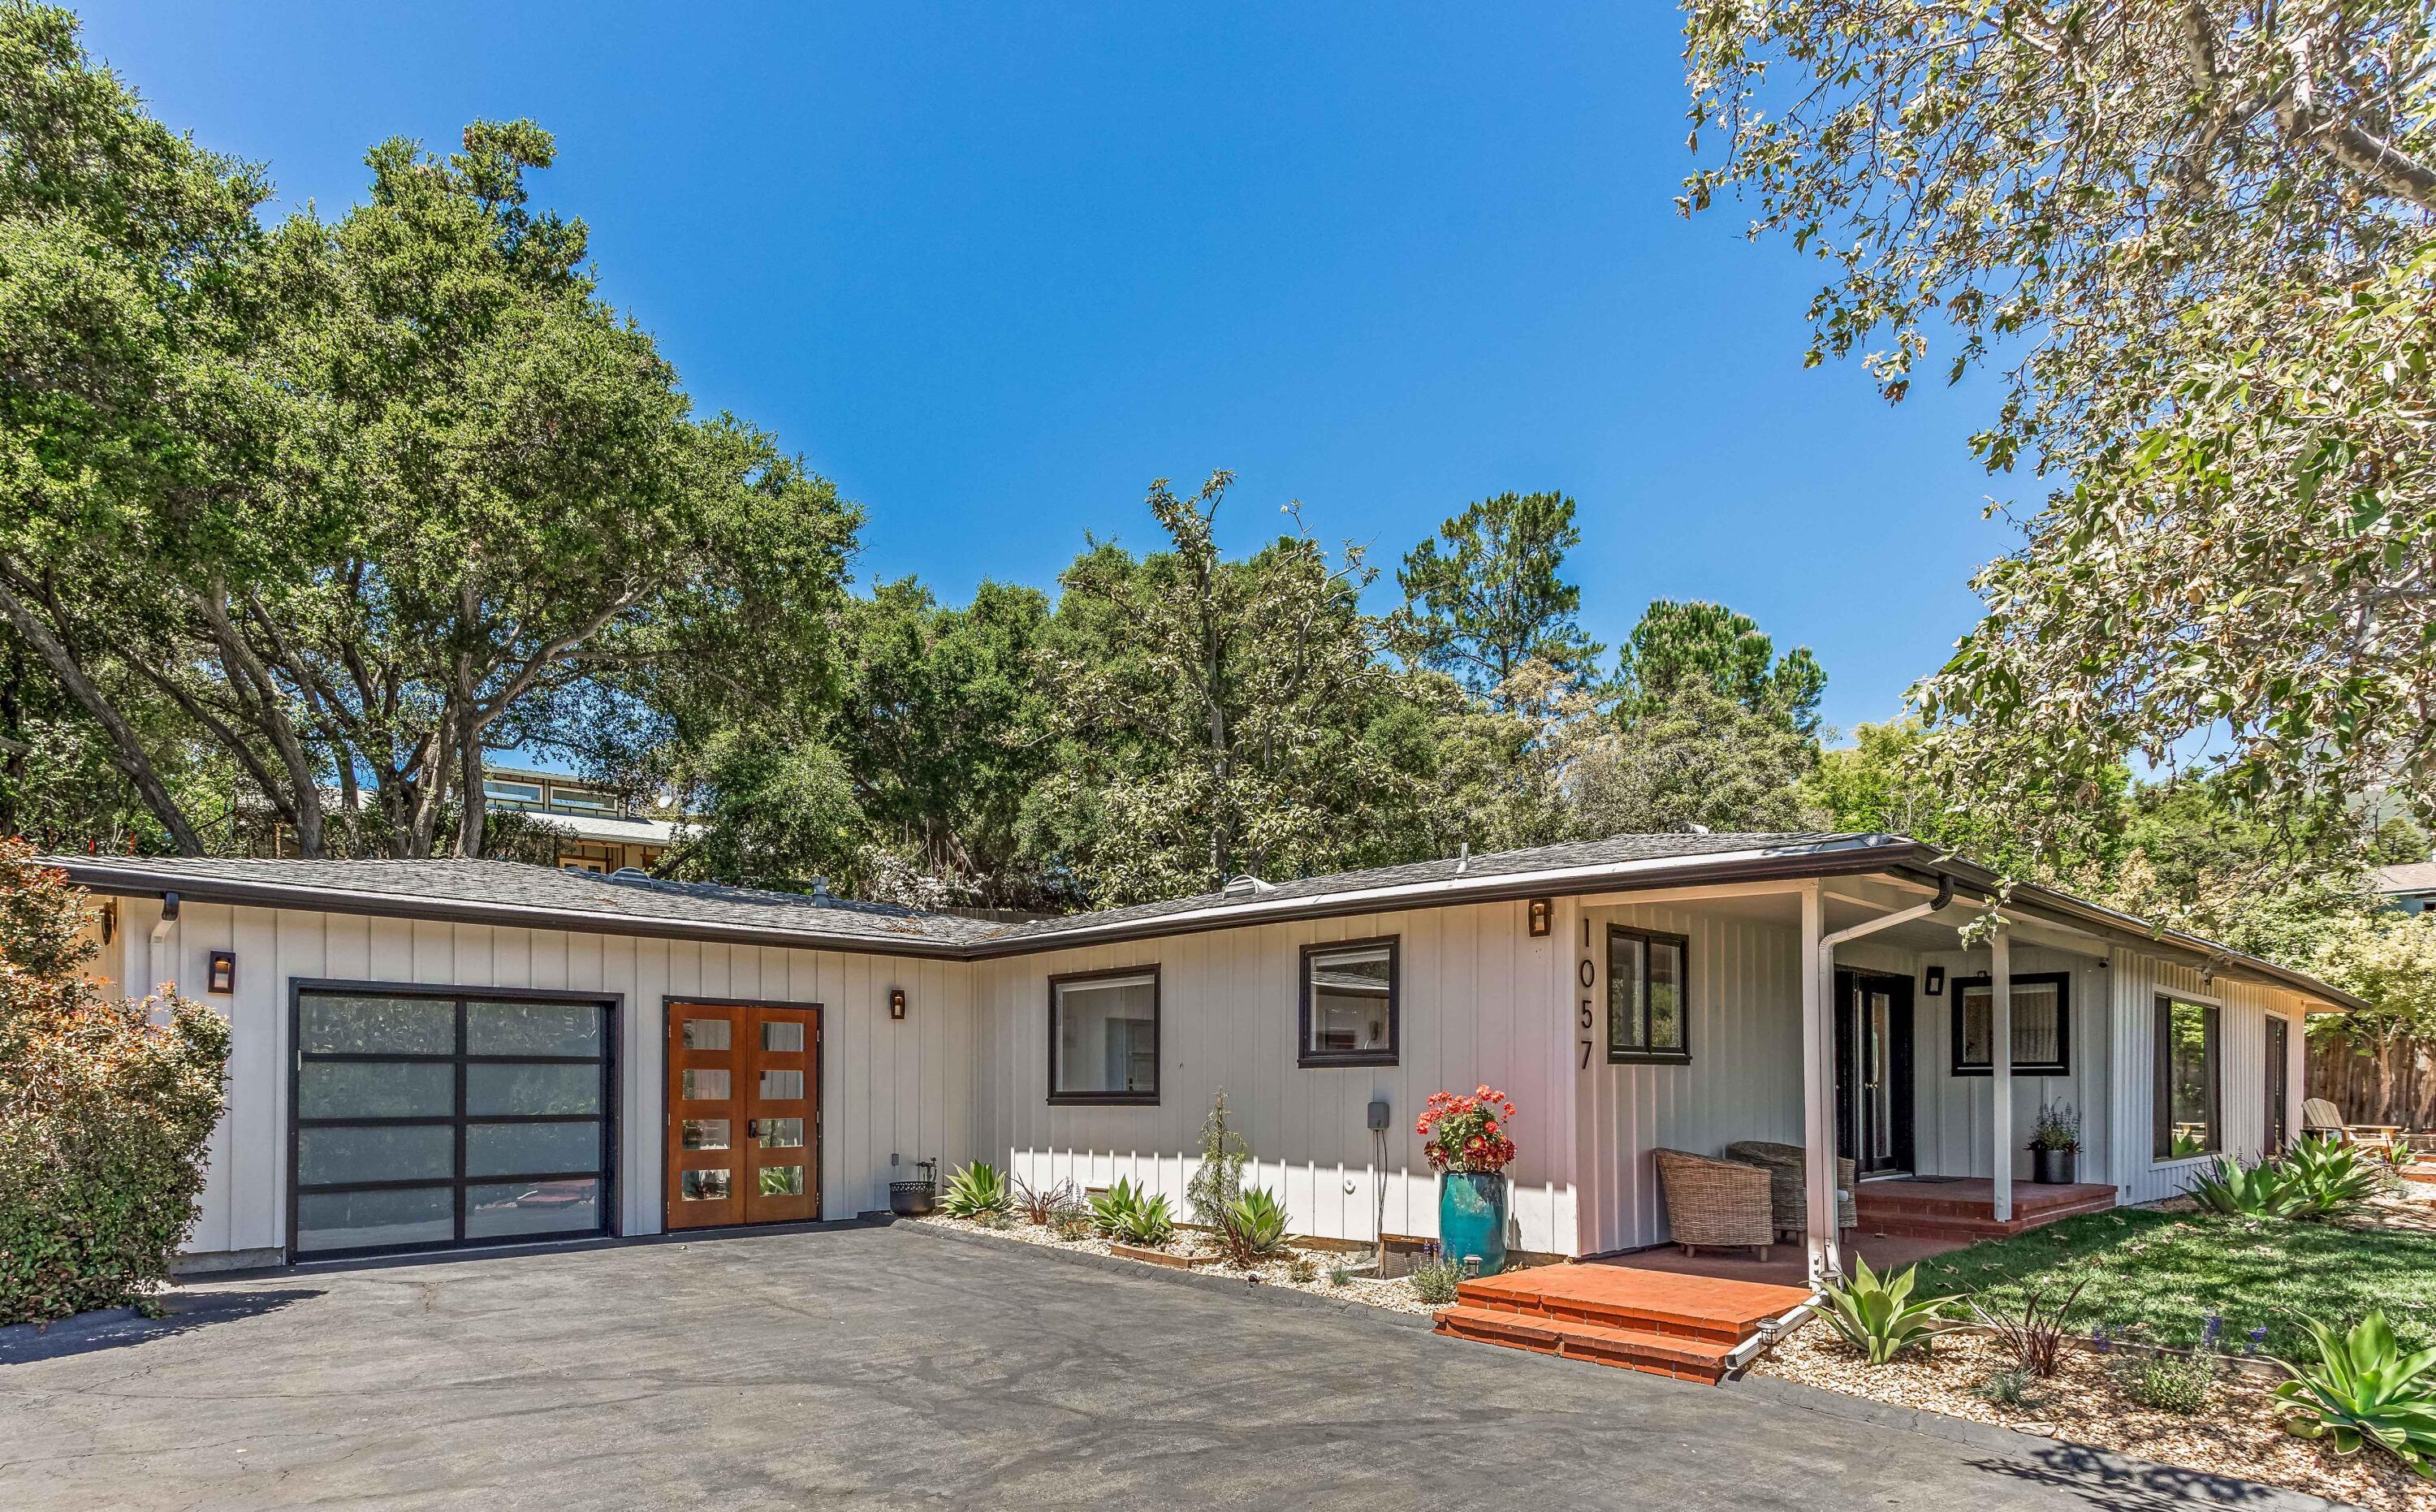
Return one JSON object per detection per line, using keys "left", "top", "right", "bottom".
{"left": 1393, "top": 490, "right": 1603, "bottom": 707}
{"left": 1614, "top": 599, "right": 1825, "bottom": 739}
{"left": 1682, "top": 0, "right": 2436, "bottom": 856}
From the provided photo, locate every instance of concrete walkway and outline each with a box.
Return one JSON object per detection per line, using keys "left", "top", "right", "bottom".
{"left": 0, "top": 1223, "right": 2332, "bottom": 1510}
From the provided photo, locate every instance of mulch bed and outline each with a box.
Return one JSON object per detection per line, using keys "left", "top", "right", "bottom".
{"left": 915, "top": 1212, "right": 1438, "bottom": 1314}
{"left": 1760, "top": 1324, "right": 2434, "bottom": 1510}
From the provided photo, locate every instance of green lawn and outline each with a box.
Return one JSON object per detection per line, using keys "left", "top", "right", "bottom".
{"left": 1902, "top": 1207, "right": 2436, "bottom": 1358}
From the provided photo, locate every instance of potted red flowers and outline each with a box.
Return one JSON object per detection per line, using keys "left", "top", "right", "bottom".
{"left": 1419, "top": 1085, "right": 1518, "bottom": 1276}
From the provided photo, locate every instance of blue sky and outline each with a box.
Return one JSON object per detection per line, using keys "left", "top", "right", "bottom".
{"left": 76, "top": 2, "right": 2019, "bottom": 738}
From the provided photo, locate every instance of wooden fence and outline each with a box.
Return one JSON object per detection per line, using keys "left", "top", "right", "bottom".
{"left": 2308, "top": 1030, "right": 2436, "bottom": 1131}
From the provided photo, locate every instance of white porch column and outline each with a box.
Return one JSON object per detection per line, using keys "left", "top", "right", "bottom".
{"left": 1991, "top": 927, "right": 2013, "bottom": 1224}
{"left": 1799, "top": 881, "right": 1842, "bottom": 1280}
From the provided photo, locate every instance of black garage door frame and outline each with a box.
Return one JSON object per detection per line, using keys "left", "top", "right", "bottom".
{"left": 286, "top": 978, "right": 623, "bottom": 1262}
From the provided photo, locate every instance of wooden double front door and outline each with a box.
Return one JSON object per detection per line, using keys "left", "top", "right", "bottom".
{"left": 664, "top": 1000, "right": 821, "bottom": 1229}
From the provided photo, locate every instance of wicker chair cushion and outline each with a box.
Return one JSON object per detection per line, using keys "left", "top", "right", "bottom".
{"left": 1726, "top": 1139, "right": 1856, "bottom": 1232}
{"left": 1652, "top": 1147, "right": 1773, "bottom": 1249}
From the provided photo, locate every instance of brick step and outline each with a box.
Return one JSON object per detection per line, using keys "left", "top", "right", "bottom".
{"left": 1433, "top": 1303, "right": 1737, "bottom": 1383}
{"left": 1458, "top": 1285, "right": 1748, "bottom": 1346}
{"left": 1855, "top": 1191, "right": 2118, "bottom": 1242}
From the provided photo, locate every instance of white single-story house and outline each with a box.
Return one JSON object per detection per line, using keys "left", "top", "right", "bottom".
{"left": 56, "top": 832, "right": 2359, "bottom": 1282}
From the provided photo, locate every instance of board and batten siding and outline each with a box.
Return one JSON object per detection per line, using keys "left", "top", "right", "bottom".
{"left": 2106, "top": 946, "right": 2310, "bottom": 1207}
{"left": 970, "top": 899, "right": 1579, "bottom": 1255}
{"left": 1572, "top": 898, "right": 1808, "bottom": 1256}
{"left": 99, "top": 897, "right": 978, "bottom": 1263}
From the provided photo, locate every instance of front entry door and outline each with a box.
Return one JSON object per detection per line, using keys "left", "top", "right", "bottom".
{"left": 665, "top": 1001, "right": 821, "bottom": 1230}
{"left": 2266, "top": 1015, "right": 2291, "bottom": 1151}
{"left": 1833, "top": 970, "right": 1916, "bottom": 1176}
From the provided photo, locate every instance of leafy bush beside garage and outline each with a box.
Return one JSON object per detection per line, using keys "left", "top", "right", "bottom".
{"left": 0, "top": 845, "right": 228, "bottom": 1324}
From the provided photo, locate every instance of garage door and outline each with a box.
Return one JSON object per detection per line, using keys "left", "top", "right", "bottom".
{"left": 290, "top": 987, "right": 615, "bottom": 1259}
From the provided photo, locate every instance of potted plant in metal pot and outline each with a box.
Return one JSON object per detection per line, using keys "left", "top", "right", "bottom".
{"left": 1419, "top": 1085, "right": 1518, "bottom": 1276}
{"left": 2028, "top": 1100, "right": 2080, "bottom": 1184}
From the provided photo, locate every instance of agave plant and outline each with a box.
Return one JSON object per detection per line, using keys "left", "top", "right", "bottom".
{"left": 1219, "top": 1187, "right": 1292, "bottom": 1267}
{"left": 1112, "top": 1189, "right": 1177, "bottom": 1246}
{"left": 2187, "top": 1155, "right": 2296, "bottom": 1218}
{"left": 939, "top": 1160, "right": 1013, "bottom": 1219}
{"left": 1090, "top": 1177, "right": 1151, "bottom": 1238}
{"left": 2278, "top": 1138, "right": 2382, "bottom": 1220}
{"left": 2274, "top": 1311, "right": 2436, "bottom": 1479}
{"left": 1806, "top": 1256, "right": 1951, "bottom": 1366}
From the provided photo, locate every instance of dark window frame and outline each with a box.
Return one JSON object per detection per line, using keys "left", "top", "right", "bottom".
{"left": 1297, "top": 935, "right": 1400, "bottom": 1068}
{"left": 2152, "top": 993, "right": 2222, "bottom": 1161}
{"left": 1948, "top": 970, "right": 2073, "bottom": 1077}
{"left": 1047, "top": 965, "right": 1161, "bottom": 1106}
{"left": 1606, "top": 923, "right": 1691, "bottom": 1065}
{"left": 287, "top": 978, "right": 620, "bottom": 1263}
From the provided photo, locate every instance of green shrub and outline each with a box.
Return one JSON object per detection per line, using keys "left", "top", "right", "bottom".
{"left": 1327, "top": 1266, "right": 1353, "bottom": 1289}
{"left": 940, "top": 1160, "right": 1012, "bottom": 1219}
{"left": 1112, "top": 1190, "right": 1175, "bottom": 1247}
{"left": 2278, "top": 1139, "right": 2382, "bottom": 1220}
{"left": 1808, "top": 1256, "right": 1950, "bottom": 1366}
{"left": 1090, "top": 1177, "right": 1148, "bottom": 1238}
{"left": 2274, "top": 1311, "right": 2436, "bottom": 1480}
{"left": 0, "top": 848, "right": 229, "bottom": 1325}
{"left": 2187, "top": 1155, "right": 2297, "bottom": 1218}
{"left": 1186, "top": 1090, "right": 1250, "bottom": 1227}
{"left": 1287, "top": 1253, "right": 1320, "bottom": 1285}
{"left": 1219, "top": 1187, "right": 1291, "bottom": 1268}
{"left": 1049, "top": 1208, "right": 1095, "bottom": 1242}
{"left": 2116, "top": 1350, "right": 2214, "bottom": 1414}
{"left": 1409, "top": 1251, "right": 1465, "bottom": 1305}
{"left": 1974, "top": 1367, "right": 2042, "bottom": 1408}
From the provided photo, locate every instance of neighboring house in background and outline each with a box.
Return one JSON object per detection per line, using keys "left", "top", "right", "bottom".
{"left": 55, "top": 832, "right": 2354, "bottom": 1282}
{"left": 240, "top": 764, "right": 685, "bottom": 874}
{"left": 2377, "top": 861, "right": 2436, "bottom": 915}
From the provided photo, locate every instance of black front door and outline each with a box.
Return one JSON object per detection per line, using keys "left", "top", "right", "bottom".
{"left": 1833, "top": 970, "right": 1916, "bottom": 1176}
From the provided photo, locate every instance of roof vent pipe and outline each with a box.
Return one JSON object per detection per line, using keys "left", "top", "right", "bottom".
{"left": 1222, "top": 875, "right": 1276, "bottom": 897}
{"left": 1454, "top": 843, "right": 1470, "bottom": 875}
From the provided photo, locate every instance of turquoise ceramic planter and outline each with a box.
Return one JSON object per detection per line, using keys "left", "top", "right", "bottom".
{"left": 1438, "top": 1170, "right": 1509, "bottom": 1276}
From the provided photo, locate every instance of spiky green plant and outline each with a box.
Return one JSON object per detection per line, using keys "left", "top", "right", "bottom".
{"left": 1091, "top": 1177, "right": 1164, "bottom": 1240}
{"left": 2186, "top": 1155, "right": 2297, "bottom": 1218}
{"left": 1112, "top": 1190, "right": 1176, "bottom": 1246}
{"left": 1807, "top": 1255, "right": 1952, "bottom": 1366}
{"left": 2278, "top": 1138, "right": 2382, "bottom": 1220}
{"left": 939, "top": 1160, "right": 1012, "bottom": 1219}
{"left": 2274, "top": 1311, "right": 2436, "bottom": 1479}
{"left": 1219, "top": 1187, "right": 1292, "bottom": 1267}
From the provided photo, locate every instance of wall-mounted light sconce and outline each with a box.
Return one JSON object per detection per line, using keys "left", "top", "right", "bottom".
{"left": 207, "top": 949, "right": 235, "bottom": 995}
{"left": 888, "top": 987, "right": 907, "bottom": 1020}
{"left": 1923, "top": 966, "right": 1945, "bottom": 997}
{"left": 1527, "top": 897, "right": 1553, "bottom": 938}
{"left": 99, "top": 901, "right": 115, "bottom": 944}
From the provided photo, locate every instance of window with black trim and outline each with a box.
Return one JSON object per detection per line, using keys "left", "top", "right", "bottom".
{"left": 1607, "top": 924, "right": 1688, "bottom": 1063}
{"left": 1299, "top": 937, "right": 1397, "bottom": 1066}
{"left": 289, "top": 987, "right": 613, "bottom": 1260}
{"left": 1950, "top": 972, "right": 2071, "bottom": 1076}
{"left": 1049, "top": 968, "right": 1159, "bottom": 1104}
{"left": 2153, "top": 995, "right": 2220, "bottom": 1160}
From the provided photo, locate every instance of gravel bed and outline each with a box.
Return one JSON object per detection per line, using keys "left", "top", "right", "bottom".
{"left": 1760, "top": 1322, "right": 2433, "bottom": 1510}
{"left": 914, "top": 1213, "right": 1437, "bottom": 1315}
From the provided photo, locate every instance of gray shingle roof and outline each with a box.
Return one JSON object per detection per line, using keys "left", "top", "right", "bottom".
{"left": 50, "top": 832, "right": 1884, "bottom": 957}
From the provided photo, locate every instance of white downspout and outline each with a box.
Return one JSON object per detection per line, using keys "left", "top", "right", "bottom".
{"left": 148, "top": 891, "right": 181, "bottom": 1001}
{"left": 1807, "top": 877, "right": 1956, "bottom": 1283}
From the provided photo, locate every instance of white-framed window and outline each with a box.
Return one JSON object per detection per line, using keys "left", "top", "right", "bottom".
{"left": 1951, "top": 973, "right": 2071, "bottom": 1076}
{"left": 550, "top": 786, "right": 614, "bottom": 813}
{"left": 1048, "top": 968, "right": 1159, "bottom": 1104}
{"left": 1299, "top": 937, "right": 1397, "bottom": 1066}
{"left": 484, "top": 779, "right": 543, "bottom": 807}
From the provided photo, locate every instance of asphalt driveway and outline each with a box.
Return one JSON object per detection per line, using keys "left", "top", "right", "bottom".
{"left": 0, "top": 1222, "right": 2332, "bottom": 1510}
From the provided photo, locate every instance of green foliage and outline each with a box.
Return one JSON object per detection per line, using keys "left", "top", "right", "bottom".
{"left": 1974, "top": 1367, "right": 2042, "bottom": 1409}
{"left": 1393, "top": 490, "right": 1603, "bottom": 706}
{"left": 2187, "top": 1156, "right": 2299, "bottom": 1219}
{"left": 1807, "top": 1256, "right": 1951, "bottom": 1366}
{"left": 2028, "top": 1100, "right": 2080, "bottom": 1154}
{"left": 1408, "top": 1252, "right": 1466, "bottom": 1306}
{"left": 2278, "top": 1138, "right": 2383, "bottom": 1220}
{"left": 939, "top": 1161, "right": 1012, "bottom": 1220}
{"left": 1570, "top": 680, "right": 1825, "bottom": 837}
{"left": 0, "top": 848, "right": 230, "bottom": 1324}
{"left": 1186, "top": 1089, "right": 1250, "bottom": 1227}
{"left": 1219, "top": 1187, "right": 1292, "bottom": 1268}
{"left": 1089, "top": 1177, "right": 1173, "bottom": 1246}
{"left": 2116, "top": 1350, "right": 2214, "bottom": 1415}
{"left": 2274, "top": 1311, "right": 2436, "bottom": 1478}
{"left": 1287, "top": 1253, "right": 1320, "bottom": 1285}
{"left": 1613, "top": 600, "right": 1825, "bottom": 740}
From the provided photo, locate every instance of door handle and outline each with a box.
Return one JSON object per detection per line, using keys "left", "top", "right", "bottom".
{"left": 748, "top": 1119, "right": 760, "bottom": 1139}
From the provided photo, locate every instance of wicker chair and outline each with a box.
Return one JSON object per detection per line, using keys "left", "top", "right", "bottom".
{"left": 1726, "top": 1140, "right": 1856, "bottom": 1241}
{"left": 1652, "top": 1148, "right": 1773, "bottom": 1259}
